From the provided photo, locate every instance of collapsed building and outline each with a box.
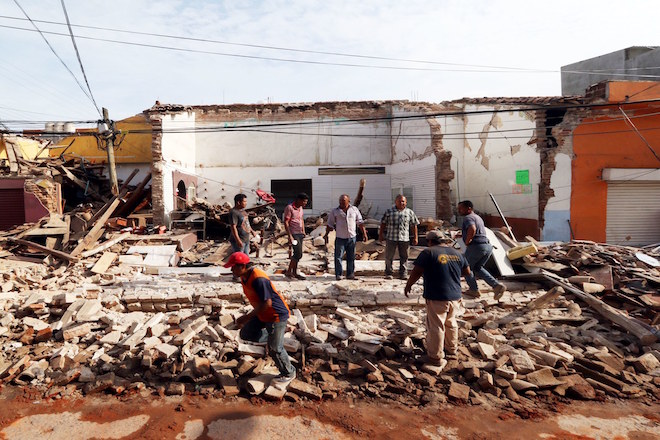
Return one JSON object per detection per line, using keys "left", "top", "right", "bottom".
{"left": 144, "top": 80, "right": 660, "bottom": 246}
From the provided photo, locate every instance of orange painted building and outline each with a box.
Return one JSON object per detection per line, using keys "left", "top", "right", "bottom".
{"left": 570, "top": 81, "right": 660, "bottom": 245}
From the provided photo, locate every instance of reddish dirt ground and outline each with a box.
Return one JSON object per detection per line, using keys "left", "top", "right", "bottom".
{"left": 0, "top": 385, "right": 658, "bottom": 439}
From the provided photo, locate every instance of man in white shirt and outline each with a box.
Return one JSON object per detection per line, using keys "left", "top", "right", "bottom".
{"left": 325, "top": 194, "right": 367, "bottom": 280}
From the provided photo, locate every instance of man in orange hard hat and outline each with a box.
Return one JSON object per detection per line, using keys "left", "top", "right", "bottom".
{"left": 224, "top": 252, "right": 296, "bottom": 387}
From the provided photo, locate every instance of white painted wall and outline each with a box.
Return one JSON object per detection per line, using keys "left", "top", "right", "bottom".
{"left": 195, "top": 165, "right": 391, "bottom": 217}
{"left": 194, "top": 119, "right": 391, "bottom": 167}
{"left": 542, "top": 152, "right": 572, "bottom": 241}
{"left": 389, "top": 107, "right": 437, "bottom": 218}
{"left": 390, "top": 156, "right": 436, "bottom": 218}
{"left": 116, "top": 164, "right": 151, "bottom": 187}
{"left": 441, "top": 107, "right": 540, "bottom": 220}
{"left": 159, "top": 112, "right": 196, "bottom": 218}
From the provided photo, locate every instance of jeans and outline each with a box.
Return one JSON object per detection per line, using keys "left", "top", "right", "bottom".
{"left": 334, "top": 236, "right": 356, "bottom": 278}
{"left": 230, "top": 238, "right": 249, "bottom": 254}
{"left": 385, "top": 240, "right": 409, "bottom": 276}
{"left": 240, "top": 317, "right": 295, "bottom": 377}
{"left": 464, "top": 242, "right": 499, "bottom": 290}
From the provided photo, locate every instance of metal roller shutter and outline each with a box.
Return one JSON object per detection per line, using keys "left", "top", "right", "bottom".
{"left": 0, "top": 188, "right": 25, "bottom": 230}
{"left": 606, "top": 182, "right": 660, "bottom": 246}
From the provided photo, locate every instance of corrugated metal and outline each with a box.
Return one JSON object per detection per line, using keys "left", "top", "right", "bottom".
{"left": 391, "top": 166, "right": 436, "bottom": 218}
{"left": 0, "top": 189, "right": 25, "bottom": 230}
{"left": 606, "top": 182, "right": 660, "bottom": 246}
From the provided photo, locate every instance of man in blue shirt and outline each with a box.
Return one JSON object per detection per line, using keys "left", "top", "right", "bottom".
{"left": 458, "top": 200, "right": 506, "bottom": 300}
{"left": 404, "top": 230, "right": 471, "bottom": 369}
{"left": 325, "top": 194, "right": 367, "bottom": 280}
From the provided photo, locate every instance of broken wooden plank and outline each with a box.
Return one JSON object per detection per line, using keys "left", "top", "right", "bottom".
{"left": 543, "top": 271, "right": 658, "bottom": 345}
{"left": 57, "top": 165, "right": 107, "bottom": 202}
{"left": 80, "top": 232, "right": 131, "bottom": 258}
{"left": 7, "top": 238, "right": 79, "bottom": 263}
{"left": 70, "top": 198, "right": 120, "bottom": 256}
{"left": 90, "top": 252, "right": 117, "bottom": 275}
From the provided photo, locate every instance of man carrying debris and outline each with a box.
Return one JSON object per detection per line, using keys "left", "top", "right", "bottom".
{"left": 229, "top": 193, "right": 254, "bottom": 255}
{"left": 325, "top": 194, "right": 368, "bottom": 280}
{"left": 379, "top": 194, "right": 419, "bottom": 279}
{"left": 225, "top": 252, "right": 297, "bottom": 386}
{"left": 404, "top": 230, "right": 471, "bottom": 368}
{"left": 283, "top": 192, "right": 309, "bottom": 280}
{"left": 457, "top": 200, "right": 506, "bottom": 300}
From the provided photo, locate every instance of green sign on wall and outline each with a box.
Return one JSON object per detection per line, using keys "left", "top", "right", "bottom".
{"left": 515, "top": 169, "right": 529, "bottom": 185}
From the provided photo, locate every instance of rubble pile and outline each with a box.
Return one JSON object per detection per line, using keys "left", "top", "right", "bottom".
{"left": 0, "top": 230, "right": 658, "bottom": 407}
{"left": 517, "top": 239, "right": 659, "bottom": 325}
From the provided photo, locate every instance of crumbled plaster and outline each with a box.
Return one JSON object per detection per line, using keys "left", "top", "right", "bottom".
{"left": 476, "top": 112, "right": 503, "bottom": 170}
{"left": 531, "top": 108, "right": 579, "bottom": 231}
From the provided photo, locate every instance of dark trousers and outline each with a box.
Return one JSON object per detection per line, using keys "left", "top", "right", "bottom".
{"left": 464, "top": 242, "right": 498, "bottom": 289}
{"left": 385, "top": 239, "right": 409, "bottom": 276}
{"left": 334, "top": 236, "right": 356, "bottom": 277}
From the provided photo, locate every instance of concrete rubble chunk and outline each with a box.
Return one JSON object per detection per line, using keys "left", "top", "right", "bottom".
{"left": 155, "top": 343, "right": 179, "bottom": 359}
{"left": 509, "top": 349, "right": 536, "bottom": 374}
{"left": 632, "top": 352, "right": 660, "bottom": 374}
{"left": 448, "top": 382, "right": 470, "bottom": 401}
{"left": 238, "top": 343, "right": 266, "bottom": 357}
{"left": 524, "top": 368, "right": 563, "bottom": 388}
{"left": 335, "top": 307, "right": 362, "bottom": 322}
{"left": 509, "top": 379, "right": 538, "bottom": 392}
{"left": 62, "top": 323, "right": 92, "bottom": 341}
{"left": 288, "top": 379, "right": 322, "bottom": 400}
{"left": 22, "top": 317, "right": 50, "bottom": 331}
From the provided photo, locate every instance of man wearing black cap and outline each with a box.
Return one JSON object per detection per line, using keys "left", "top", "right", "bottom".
{"left": 404, "top": 230, "right": 471, "bottom": 369}
{"left": 225, "top": 252, "right": 296, "bottom": 387}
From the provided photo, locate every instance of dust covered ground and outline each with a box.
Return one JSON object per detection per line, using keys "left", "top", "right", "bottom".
{"left": 0, "top": 386, "right": 658, "bottom": 440}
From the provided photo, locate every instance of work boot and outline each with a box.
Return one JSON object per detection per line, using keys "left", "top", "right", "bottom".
{"left": 463, "top": 289, "right": 480, "bottom": 299}
{"left": 493, "top": 283, "right": 506, "bottom": 300}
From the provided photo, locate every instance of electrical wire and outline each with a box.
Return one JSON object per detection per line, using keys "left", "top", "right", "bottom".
{"left": 0, "top": 14, "right": 563, "bottom": 73}
{"left": 3, "top": 22, "right": 660, "bottom": 77}
{"left": 10, "top": 1, "right": 98, "bottom": 112}
{"left": 60, "top": 0, "right": 101, "bottom": 116}
{"left": 2, "top": 14, "right": 660, "bottom": 78}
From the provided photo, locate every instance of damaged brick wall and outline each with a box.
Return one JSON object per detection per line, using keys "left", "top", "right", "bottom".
{"left": 426, "top": 117, "right": 454, "bottom": 221}
{"left": 24, "top": 178, "right": 60, "bottom": 215}
{"left": 146, "top": 115, "right": 164, "bottom": 225}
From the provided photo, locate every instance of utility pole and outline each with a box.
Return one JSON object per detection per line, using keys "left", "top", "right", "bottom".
{"left": 100, "top": 107, "right": 119, "bottom": 196}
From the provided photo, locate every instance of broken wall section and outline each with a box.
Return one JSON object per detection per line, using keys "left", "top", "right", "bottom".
{"left": 389, "top": 105, "right": 440, "bottom": 219}
{"left": 443, "top": 104, "right": 542, "bottom": 237}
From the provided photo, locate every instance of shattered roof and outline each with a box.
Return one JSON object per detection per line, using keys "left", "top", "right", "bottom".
{"left": 450, "top": 96, "right": 584, "bottom": 105}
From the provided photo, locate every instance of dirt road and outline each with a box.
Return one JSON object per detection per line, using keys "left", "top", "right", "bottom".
{"left": 0, "top": 386, "right": 658, "bottom": 440}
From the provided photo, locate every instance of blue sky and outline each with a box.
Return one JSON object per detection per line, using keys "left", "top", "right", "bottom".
{"left": 0, "top": 0, "right": 658, "bottom": 128}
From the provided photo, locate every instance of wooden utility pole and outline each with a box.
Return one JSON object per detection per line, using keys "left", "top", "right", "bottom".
{"left": 102, "top": 107, "right": 119, "bottom": 196}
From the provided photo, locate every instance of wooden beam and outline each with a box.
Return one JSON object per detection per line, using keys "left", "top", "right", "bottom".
{"left": 81, "top": 232, "right": 130, "bottom": 258}
{"left": 542, "top": 271, "right": 658, "bottom": 346}
{"left": 57, "top": 166, "right": 107, "bottom": 202}
{"left": 70, "top": 198, "right": 121, "bottom": 256}
{"left": 8, "top": 238, "right": 79, "bottom": 263}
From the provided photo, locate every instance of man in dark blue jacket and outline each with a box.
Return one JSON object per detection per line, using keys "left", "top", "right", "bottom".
{"left": 404, "top": 230, "right": 471, "bottom": 369}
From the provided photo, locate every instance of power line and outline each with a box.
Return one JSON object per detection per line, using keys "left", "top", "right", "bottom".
{"left": 2, "top": 14, "right": 660, "bottom": 79}
{"left": 3, "top": 22, "right": 660, "bottom": 78}
{"left": 0, "top": 14, "right": 550, "bottom": 72}
{"left": 60, "top": 0, "right": 101, "bottom": 116}
{"left": 10, "top": 1, "right": 98, "bottom": 113}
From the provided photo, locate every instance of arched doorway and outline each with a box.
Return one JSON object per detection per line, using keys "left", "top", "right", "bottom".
{"left": 176, "top": 180, "right": 187, "bottom": 209}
